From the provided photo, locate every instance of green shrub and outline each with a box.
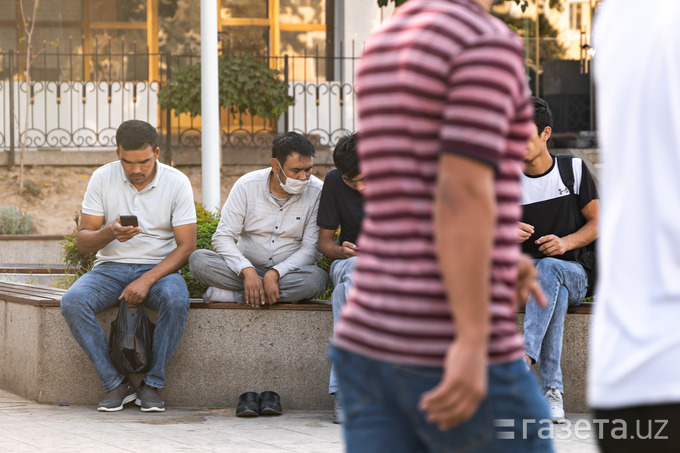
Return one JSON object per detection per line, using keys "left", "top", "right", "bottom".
{"left": 0, "top": 206, "right": 35, "bottom": 234}
{"left": 314, "top": 228, "right": 342, "bottom": 300}
{"left": 159, "top": 53, "right": 293, "bottom": 121}
{"left": 181, "top": 203, "right": 221, "bottom": 298}
{"left": 60, "top": 214, "right": 96, "bottom": 288}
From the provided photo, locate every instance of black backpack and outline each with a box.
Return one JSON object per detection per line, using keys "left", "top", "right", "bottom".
{"left": 556, "top": 154, "right": 598, "bottom": 297}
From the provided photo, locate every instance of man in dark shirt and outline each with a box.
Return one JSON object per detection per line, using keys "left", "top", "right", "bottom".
{"left": 520, "top": 97, "right": 599, "bottom": 423}
{"left": 316, "top": 133, "right": 364, "bottom": 424}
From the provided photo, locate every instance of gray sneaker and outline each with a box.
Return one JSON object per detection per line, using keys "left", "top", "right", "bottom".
{"left": 97, "top": 379, "right": 136, "bottom": 412}
{"left": 135, "top": 381, "right": 165, "bottom": 412}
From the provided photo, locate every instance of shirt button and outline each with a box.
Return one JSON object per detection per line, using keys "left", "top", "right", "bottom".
{"left": 275, "top": 226, "right": 278, "bottom": 229}
{"left": 271, "top": 240, "right": 274, "bottom": 243}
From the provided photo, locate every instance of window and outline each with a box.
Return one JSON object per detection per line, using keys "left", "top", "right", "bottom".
{"left": 219, "top": 0, "right": 331, "bottom": 80}
{"left": 569, "top": 3, "right": 583, "bottom": 30}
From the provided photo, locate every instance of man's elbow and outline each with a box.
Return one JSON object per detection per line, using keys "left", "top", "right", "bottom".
{"left": 75, "top": 235, "right": 94, "bottom": 255}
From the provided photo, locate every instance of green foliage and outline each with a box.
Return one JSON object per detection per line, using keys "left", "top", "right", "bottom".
{"left": 158, "top": 54, "right": 294, "bottom": 120}
{"left": 314, "top": 227, "right": 342, "bottom": 300}
{"left": 60, "top": 214, "right": 95, "bottom": 286}
{"left": 0, "top": 206, "right": 35, "bottom": 234}
{"left": 493, "top": 10, "right": 567, "bottom": 61}
{"left": 181, "top": 203, "right": 221, "bottom": 298}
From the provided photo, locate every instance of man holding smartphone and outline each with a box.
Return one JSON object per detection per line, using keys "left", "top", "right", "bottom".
{"left": 61, "top": 120, "right": 197, "bottom": 412}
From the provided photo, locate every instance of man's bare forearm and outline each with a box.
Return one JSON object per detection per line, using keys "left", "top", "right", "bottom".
{"left": 318, "top": 235, "right": 344, "bottom": 260}
{"left": 562, "top": 218, "right": 598, "bottom": 251}
{"left": 435, "top": 156, "right": 496, "bottom": 346}
{"left": 76, "top": 225, "right": 115, "bottom": 254}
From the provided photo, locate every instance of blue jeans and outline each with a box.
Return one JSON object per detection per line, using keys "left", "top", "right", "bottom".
{"left": 328, "top": 256, "right": 357, "bottom": 395}
{"left": 330, "top": 346, "right": 554, "bottom": 453}
{"left": 61, "top": 262, "right": 190, "bottom": 392}
{"left": 524, "top": 258, "right": 587, "bottom": 394}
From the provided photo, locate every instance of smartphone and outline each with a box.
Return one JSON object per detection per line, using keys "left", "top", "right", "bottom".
{"left": 120, "top": 215, "right": 139, "bottom": 227}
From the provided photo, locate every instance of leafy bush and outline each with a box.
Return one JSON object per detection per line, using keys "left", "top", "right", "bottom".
{"left": 181, "top": 203, "right": 221, "bottom": 298}
{"left": 60, "top": 214, "right": 96, "bottom": 288}
{"left": 314, "top": 228, "right": 342, "bottom": 300}
{"left": 0, "top": 206, "right": 35, "bottom": 234}
{"left": 159, "top": 54, "right": 294, "bottom": 120}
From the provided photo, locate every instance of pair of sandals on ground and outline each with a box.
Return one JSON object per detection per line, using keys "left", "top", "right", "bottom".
{"left": 236, "top": 391, "right": 283, "bottom": 417}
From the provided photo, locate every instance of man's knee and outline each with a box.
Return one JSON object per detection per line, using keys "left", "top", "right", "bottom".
{"left": 535, "top": 257, "right": 561, "bottom": 274}
{"left": 309, "top": 266, "right": 330, "bottom": 293}
{"left": 189, "top": 249, "right": 215, "bottom": 280}
{"left": 153, "top": 276, "right": 190, "bottom": 315}
{"left": 60, "top": 287, "right": 88, "bottom": 320}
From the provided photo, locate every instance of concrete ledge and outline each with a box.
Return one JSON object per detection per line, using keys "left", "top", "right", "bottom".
{"left": 0, "top": 235, "right": 67, "bottom": 266}
{"left": 0, "top": 282, "right": 592, "bottom": 412}
{"left": 0, "top": 282, "right": 333, "bottom": 410}
{"left": 517, "top": 303, "right": 592, "bottom": 413}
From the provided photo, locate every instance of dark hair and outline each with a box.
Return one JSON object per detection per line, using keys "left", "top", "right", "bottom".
{"left": 333, "top": 133, "right": 360, "bottom": 179}
{"left": 531, "top": 96, "right": 553, "bottom": 136}
{"left": 272, "top": 132, "right": 315, "bottom": 164}
{"left": 116, "top": 120, "right": 158, "bottom": 151}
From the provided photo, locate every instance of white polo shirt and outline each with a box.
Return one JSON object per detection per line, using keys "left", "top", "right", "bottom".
{"left": 589, "top": 1, "right": 680, "bottom": 409}
{"left": 82, "top": 160, "right": 196, "bottom": 266}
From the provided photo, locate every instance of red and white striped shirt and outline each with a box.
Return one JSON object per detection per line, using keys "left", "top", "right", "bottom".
{"left": 335, "top": 0, "right": 533, "bottom": 367}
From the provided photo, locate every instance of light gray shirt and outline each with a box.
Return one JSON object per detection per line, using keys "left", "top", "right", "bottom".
{"left": 212, "top": 167, "right": 323, "bottom": 278}
{"left": 81, "top": 160, "right": 196, "bottom": 266}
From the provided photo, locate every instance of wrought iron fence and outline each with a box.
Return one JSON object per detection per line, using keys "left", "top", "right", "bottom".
{"left": 0, "top": 38, "right": 360, "bottom": 164}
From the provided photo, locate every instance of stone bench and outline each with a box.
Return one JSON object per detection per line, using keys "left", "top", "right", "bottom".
{"left": 0, "top": 281, "right": 592, "bottom": 412}
{"left": 0, "top": 281, "right": 333, "bottom": 410}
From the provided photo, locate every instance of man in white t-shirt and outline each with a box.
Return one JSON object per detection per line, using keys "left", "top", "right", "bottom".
{"left": 61, "top": 120, "right": 197, "bottom": 413}
{"left": 590, "top": 2, "right": 680, "bottom": 451}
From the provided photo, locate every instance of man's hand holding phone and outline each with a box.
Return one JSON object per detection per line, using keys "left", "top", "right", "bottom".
{"left": 113, "top": 215, "right": 142, "bottom": 242}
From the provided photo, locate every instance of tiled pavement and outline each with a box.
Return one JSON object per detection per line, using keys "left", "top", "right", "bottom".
{"left": 0, "top": 389, "right": 598, "bottom": 452}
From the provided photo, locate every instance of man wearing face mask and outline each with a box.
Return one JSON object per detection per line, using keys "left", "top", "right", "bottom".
{"left": 189, "top": 132, "right": 328, "bottom": 306}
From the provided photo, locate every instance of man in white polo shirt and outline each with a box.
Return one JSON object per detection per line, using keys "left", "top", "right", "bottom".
{"left": 189, "top": 132, "right": 328, "bottom": 307}
{"left": 61, "top": 120, "right": 197, "bottom": 413}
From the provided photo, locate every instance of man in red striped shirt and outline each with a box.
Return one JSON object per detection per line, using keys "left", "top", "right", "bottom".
{"left": 330, "top": 0, "right": 554, "bottom": 451}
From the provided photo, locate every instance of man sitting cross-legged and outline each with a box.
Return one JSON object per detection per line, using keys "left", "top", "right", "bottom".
{"left": 520, "top": 97, "right": 599, "bottom": 423}
{"left": 316, "top": 133, "right": 364, "bottom": 424}
{"left": 189, "top": 132, "right": 328, "bottom": 306}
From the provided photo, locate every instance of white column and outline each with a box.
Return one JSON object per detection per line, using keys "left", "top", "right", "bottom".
{"left": 200, "top": 0, "right": 221, "bottom": 211}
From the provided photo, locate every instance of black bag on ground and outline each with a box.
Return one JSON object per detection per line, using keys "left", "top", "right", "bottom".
{"left": 109, "top": 299, "right": 155, "bottom": 375}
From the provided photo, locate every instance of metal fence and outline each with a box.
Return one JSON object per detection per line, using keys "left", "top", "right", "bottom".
{"left": 0, "top": 39, "right": 360, "bottom": 163}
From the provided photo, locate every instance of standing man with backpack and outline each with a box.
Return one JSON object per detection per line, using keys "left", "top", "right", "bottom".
{"left": 520, "top": 97, "right": 599, "bottom": 423}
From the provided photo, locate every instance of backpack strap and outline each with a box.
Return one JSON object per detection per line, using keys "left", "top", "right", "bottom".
{"left": 555, "top": 153, "right": 598, "bottom": 296}
{"left": 556, "top": 154, "right": 575, "bottom": 196}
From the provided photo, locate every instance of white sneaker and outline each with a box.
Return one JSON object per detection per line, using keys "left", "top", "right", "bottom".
{"left": 544, "top": 387, "right": 566, "bottom": 423}
{"left": 202, "top": 287, "right": 237, "bottom": 303}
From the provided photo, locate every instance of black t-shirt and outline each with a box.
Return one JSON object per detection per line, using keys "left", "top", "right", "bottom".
{"left": 317, "top": 168, "right": 364, "bottom": 245}
{"left": 520, "top": 156, "right": 598, "bottom": 262}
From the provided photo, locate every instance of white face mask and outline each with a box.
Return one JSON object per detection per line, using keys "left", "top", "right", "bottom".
{"left": 276, "top": 160, "right": 309, "bottom": 195}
